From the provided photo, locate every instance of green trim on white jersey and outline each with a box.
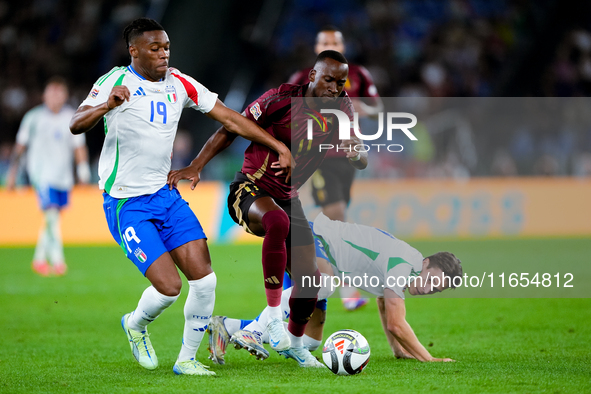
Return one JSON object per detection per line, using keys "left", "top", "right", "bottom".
{"left": 313, "top": 212, "right": 424, "bottom": 298}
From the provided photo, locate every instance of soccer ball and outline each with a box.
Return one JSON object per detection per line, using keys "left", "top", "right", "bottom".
{"left": 322, "top": 329, "right": 370, "bottom": 375}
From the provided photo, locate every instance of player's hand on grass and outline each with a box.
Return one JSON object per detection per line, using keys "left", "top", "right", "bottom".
{"left": 167, "top": 164, "right": 202, "bottom": 190}
{"left": 430, "top": 357, "right": 455, "bottom": 362}
{"left": 394, "top": 350, "right": 415, "bottom": 359}
{"left": 106, "top": 86, "right": 130, "bottom": 110}
{"left": 270, "top": 144, "right": 295, "bottom": 183}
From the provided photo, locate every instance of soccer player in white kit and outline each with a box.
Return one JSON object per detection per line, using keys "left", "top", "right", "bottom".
{"left": 208, "top": 213, "right": 462, "bottom": 364}
{"left": 6, "top": 77, "right": 90, "bottom": 277}
{"left": 69, "top": 18, "right": 293, "bottom": 376}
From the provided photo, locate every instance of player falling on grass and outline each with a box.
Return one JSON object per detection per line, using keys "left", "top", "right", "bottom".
{"left": 289, "top": 26, "right": 384, "bottom": 311}
{"left": 209, "top": 213, "right": 461, "bottom": 363}
{"left": 6, "top": 77, "right": 90, "bottom": 277}
{"left": 69, "top": 17, "right": 292, "bottom": 376}
{"left": 168, "top": 50, "right": 367, "bottom": 368}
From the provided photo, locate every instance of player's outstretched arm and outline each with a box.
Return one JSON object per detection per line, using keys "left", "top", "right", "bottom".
{"left": 207, "top": 100, "right": 295, "bottom": 181}
{"left": 377, "top": 297, "right": 414, "bottom": 359}
{"left": 5, "top": 143, "right": 26, "bottom": 190}
{"left": 69, "top": 86, "right": 130, "bottom": 134}
{"left": 351, "top": 97, "right": 384, "bottom": 118}
{"left": 380, "top": 289, "right": 454, "bottom": 362}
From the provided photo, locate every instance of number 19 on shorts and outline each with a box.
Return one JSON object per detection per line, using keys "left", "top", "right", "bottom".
{"left": 150, "top": 101, "right": 167, "bottom": 124}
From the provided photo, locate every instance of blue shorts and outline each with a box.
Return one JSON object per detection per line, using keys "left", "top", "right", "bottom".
{"left": 103, "top": 186, "right": 206, "bottom": 276}
{"left": 37, "top": 186, "right": 69, "bottom": 210}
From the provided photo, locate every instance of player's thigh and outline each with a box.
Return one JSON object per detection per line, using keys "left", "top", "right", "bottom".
{"left": 170, "top": 239, "right": 213, "bottom": 281}
{"left": 103, "top": 193, "right": 170, "bottom": 277}
{"left": 157, "top": 192, "right": 212, "bottom": 280}
{"left": 279, "top": 197, "right": 314, "bottom": 250}
{"left": 227, "top": 172, "right": 283, "bottom": 236}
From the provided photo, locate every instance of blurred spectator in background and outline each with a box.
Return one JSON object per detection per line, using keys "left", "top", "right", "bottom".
{"left": 6, "top": 77, "right": 90, "bottom": 276}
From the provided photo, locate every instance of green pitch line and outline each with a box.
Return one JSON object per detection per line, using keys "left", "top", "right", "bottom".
{"left": 0, "top": 240, "right": 590, "bottom": 393}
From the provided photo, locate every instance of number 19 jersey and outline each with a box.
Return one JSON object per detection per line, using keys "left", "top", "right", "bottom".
{"left": 81, "top": 65, "right": 218, "bottom": 198}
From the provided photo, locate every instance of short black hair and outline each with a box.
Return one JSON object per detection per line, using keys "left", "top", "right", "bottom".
{"left": 315, "top": 50, "right": 348, "bottom": 66}
{"left": 123, "top": 17, "right": 164, "bottom": 48}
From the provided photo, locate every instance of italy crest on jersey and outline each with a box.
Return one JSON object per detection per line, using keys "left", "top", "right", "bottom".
{"left": 165, "top": 85, "right": 177, "bottom": 103}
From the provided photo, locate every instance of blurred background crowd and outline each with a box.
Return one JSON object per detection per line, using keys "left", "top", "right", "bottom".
{"left": 2, "top": 0, "right": 591, "bottom": 184}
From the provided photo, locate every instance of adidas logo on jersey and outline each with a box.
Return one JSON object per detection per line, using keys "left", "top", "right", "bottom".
{"left": 133, "top": 87, "right": 146, "bottom": 96}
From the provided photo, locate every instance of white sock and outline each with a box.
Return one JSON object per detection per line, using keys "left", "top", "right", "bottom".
{"left": 287, "top": 330, "right": 303, "bottom": 348}
{"left": 243, "top": 319, "right": 265, "bottom": 338}
{"left": 255, "top": 287, "right": 293, "bottom": 329}
{"left": 280, "top": 287, "right": 292, "bottom": 320}
{"left": 33, "top": 224, "right": 48, "bottom": 262}
{"left": 267, "top": 305, "right": 282, "bottom": 321}
{"left": 303, "top": 334, "right": 321, "bottom": 351}
{"left": 224, "top": 318, "right": 242, "bottom": 337}
{"left": 128, "top": 286, "right": 179, "bottom": 332}
{"left": 178, "top": 272, "right": 216, "bottom": 362}
{"left": 45, "top": 208, "right": 64, "bottom": 265}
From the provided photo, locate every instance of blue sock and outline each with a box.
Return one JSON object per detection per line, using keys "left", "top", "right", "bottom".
{"left": 240, "top": 319, "right": 254, "bottom": 329}
{"left": 283, "top": 272, "right": 292, "bottom": 290}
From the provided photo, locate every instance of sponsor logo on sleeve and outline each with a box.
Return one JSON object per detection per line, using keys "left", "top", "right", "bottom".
{"left": 250, "top": 102, "right": 262, "bottom": 120}
{"left": 89, "top": 88, "right": 99, "bottom": 99}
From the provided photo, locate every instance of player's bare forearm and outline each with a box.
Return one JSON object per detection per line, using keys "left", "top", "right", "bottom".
{"left": 383, "top": 291, "right": 454, "bottom": 362}
{"left": 351, "top": 97, "right": 384, "bottom": 118}
{"left": 69, "top": 104, "right": 110, "bottom": 134}
{"left": 377, "top": 298, "right": 414, "bottom": 359}
{"left": 207, "top": 100, "right": 294, "bottom": 182}
{"left": 5, "top": 144, "right": 26, "bottom": 190}
{"left": 70, "top": 86, "right": 130, "bottom": 134}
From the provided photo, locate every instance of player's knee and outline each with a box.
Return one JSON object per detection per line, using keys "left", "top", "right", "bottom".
{"left": 153, "top": 278, "right": 182, "bottom": 297}
{"left": 261, "top": 209, "right": 290, "bottom": 239}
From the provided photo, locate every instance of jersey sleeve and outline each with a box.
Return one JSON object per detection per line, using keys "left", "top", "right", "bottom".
{"left": 79, "top": 67, "right": 124, "bottom": 108}
{"left": 15, "top": 109, "right": 36, "bottom": 146}
{"left": 243, "top": 87, "right": 280, "bottom": 129}
{"left": 357, "top": 65, "right": 380, "bottom": 98}
{"left": 383, "top": 257, "right": 413, "bottom": 299}
{"left": 170, "top": 69, "right": 218, "bottom": 113}
{"left": 288, "top": 69, "right": 309, "bottom": 85}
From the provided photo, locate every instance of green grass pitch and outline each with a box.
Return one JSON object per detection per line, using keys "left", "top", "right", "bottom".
{"left": 1, "top": 238, "right": 590, "bottom": 393}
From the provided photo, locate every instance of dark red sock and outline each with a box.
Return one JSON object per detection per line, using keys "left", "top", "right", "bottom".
{"left": 288, "top": 269, "right": 320, "bottom": 336}
{"left": 261, "top": 209, "right": 290, "bottom": 307}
